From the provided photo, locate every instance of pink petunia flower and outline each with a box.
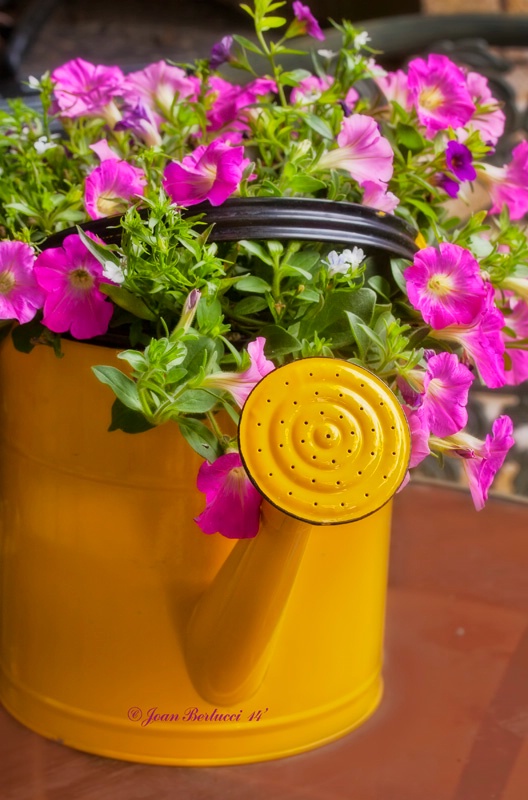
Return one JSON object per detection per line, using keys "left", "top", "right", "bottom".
{"left": 499, "top": 292, "right": 528, "bottom": 385}
{"left": 0, "top": 240, "right": 44, "bottom": 324}
{"left": 122, "top": 60, "right": 197, "bottom": 123}
{"left": 481, "top": 141, "right": 528, "bottom": 221}
{"left": 51, "top": 58, "right": 124, "bottom": 125}
{"left": 361, "top": 180, "right": 399, "bottom": 213}
{"left": 465, "top": 71, "right": 505, "bottom": 148}
{"left": 407, "top": 54, "right": 475, "bottom": 136}
{"left": 290, "top": 74, "right": 358, "bottom": 108}
{"left": 376, "top": 69, "right": 411, "bottom": 110}
{"left": 34, "top": 233, "right": 115, "bottom": 340}
{"left": 194, "top": 452, "right": 263, "bottom": 539}
{"left": 446, "top": 416, "right": 515, "bottom": 510}
{"left": 292, "top": 1, "right": 325, "bottom": 41}
{"left": 201, "top": 337, "right": 275, "bottom": 407}
{"left": 430, "top": 290, "right": 506, "bottom": 389}
{"left": 206, "top": 76, "right": 277, "bottom": 132}
{"left": 403, "top": 405, "right": 431, "bottom": 468}
{"left": 317, "top": 114, "right": 394, "bottom": 185}
{"left": 404, "top": 243, "right": 488, "bottom": 329}
{"left": 413, "top": 352, "right": 475, "bottom": 437}
{"left": 163, "top": 139, "right": 250, "bottom": 207}
{"left": 84, "top": 160, "right": 147, "bottom": 220}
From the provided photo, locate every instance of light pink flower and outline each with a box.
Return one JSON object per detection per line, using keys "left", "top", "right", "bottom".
{"left": 419, "top": 352, "right": 474, "bottom": 436}
{"left": 361, "top": 180, "right": 399, "bottom": 213}
{"left": 206, "top": 76, "right": 277, "bottom": 132}
{"left": 163, "top": 139, "right": 250, "bottom": 207}
{"left": 465, "top": 71, "right": 505, "bottom": 147}
{"left": 51, "top": 58, "right": 124, "bottom": 124}
{"left": 376, "top": 69, "right": 411, "bottom": 110}
{"left": 500, "top": 292, "right": 528, "bottom": 385}
{"left": 448, "top": 416, "right": 515, "bottom": 510}
{"left": 290, "top": 75, "right": 357, "bottom": 108}
{"left": 407, "top": 54, "right": 475, "bottom": 136}
{"left": 34, "top": 233, "right": 114, "bottom": 340}
{"left": 201, "top": 337, "right": 275, "bottom": 407}
{"left": 0, "top": 241, "right": 44, "bottom": 324}
{"left": 194, "top": 452, "right": 263, "bottom": 539}
{"left": 430, "top": 291, "right": 506, "bottom": 389}
{"left": 122, "top": 60, "right": 197, "bottom": 122}
{"left": 292, "top": 1, "right": 325, "bottom": 41}
{"left": 403, "top": 405, "right": 431, "bottom": 468}
{"left": 84, "top": 160, "right": 147, "bottom": 220}
{"left": 89, "top": 139, "right": 119, "bottom": 162}
{"left": 482, "top": 141, "right": 528, "bottom": 221}
{"left": 404, "top": 243, "right": 488, "bottom": 329}
{"left": 317, "top": 114, "right": 394, "bottom": 185}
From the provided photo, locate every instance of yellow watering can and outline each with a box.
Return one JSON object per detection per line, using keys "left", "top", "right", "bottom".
{"left": 0, "top": 340, "right": 410, "bottom": 765}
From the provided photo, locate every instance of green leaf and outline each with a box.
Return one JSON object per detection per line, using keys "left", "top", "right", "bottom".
{"left": 238, "top": 239, "right": 274, "bottom": 265}
{"left": 368, "top": 275, "right": 392, "bottom": 301}
{"left": 232, "top": 34, "right": 264, "bottom": 55}
{"left": 178, "top": 417, "right": 222, "bottom": 463}
{"left": 304, "top": 114, "right": 335, "bottom": 140}
{"left": 234, "top": 296, "right": 269, "bottom": 315}
{"left": 108, "top": 398, "right": 155, "bottom": 433}
{"left": 280, "top": 68, "right": 312, "bottom": 86}
{"left": 260, "top": 324, "right": 302, "bottom": 356}
{"left": 406, "top": 197, "right": 439, "bottom": 222}
{"left": 91, "top": 365, "right": 143, "bottom": 412}
{"left": 99, "top": 283, "right": 157, "bottom": 321}
{"left": 173, "top": 389, "right": 220, "bottom": 413}
{"left": 288, "top": 175, "right": 327, "bottom": 193}
{"left": 396, "top": 124, "right": 425, "bottom": 152}
{"left": 345, "top": 312, "right": 370, "bottom": 360}
{"left": 260, "top": 15, "right": 287, "bottom": 30}
{"left": 236, "top": 275, "right": 272, "bottom": 293}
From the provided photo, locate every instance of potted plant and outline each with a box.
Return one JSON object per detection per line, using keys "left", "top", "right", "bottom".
{"left": 0, "top": 0, "right": 524, "bottom": 766}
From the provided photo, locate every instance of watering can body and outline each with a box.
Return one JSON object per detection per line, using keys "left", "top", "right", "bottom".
{"left": 0, "top": 339, "right": 397, "bottom": 764}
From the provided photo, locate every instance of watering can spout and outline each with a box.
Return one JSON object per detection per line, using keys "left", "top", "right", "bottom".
{"left": 185, "top": 358, "right": 410, "bottom": 707}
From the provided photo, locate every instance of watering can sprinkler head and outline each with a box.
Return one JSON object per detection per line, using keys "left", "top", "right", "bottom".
{"left": 239, "top": 357, "right": 411, "bottom": 525}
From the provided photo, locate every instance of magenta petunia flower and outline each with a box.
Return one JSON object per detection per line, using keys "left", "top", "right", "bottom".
{"left": 51, "top": 58, "right": 124, "bottom": 124}
{"left": 436, "top": 172, "right": 460, "bottom": 199}
{"left": 407, "top": 54, "right": 475, "bottom": 136}
{"left": 446, "top": 140, "right": 476, "bottom": 182}
{"left": 201, "top": 337, "right": 275, "bottom": 407}
{"left": 420, "top": 352, "right": 475, "bottom": 436}
{"left": 361, "top": 180, "right": 399, "bottom": 213}
{"left": 292, "top": 1, "right": 325, "bottom": 41}
{"left": 466, "top": 71, "right": 505, "bottom": 147}
{"left": 482, "top": 141, "right": 528, "bottom": 221}
{"left": 0, "top": 240, "right": 44, "bottom": 324}
{"left": 84, "top": 159, "right": 147, "bottom": 220}
{"left": 163, "top": 139, "right": 250, "bottom": 207}
{"left": 404, "top": 243, "right": 488, "bottom": 329}
{"left": 34, "top": 233, "right": 115, "bottom": 340}
{"left": 317, "top": 114, "right": 394, "bottom": 185}
{"left": 450, "top": 416, "right": 515, "bottom": 510}
{"left": 122, "top": 60, "right": 197, "bottom": 123}
{"left": 499, "top": 292, "right": 528, "bottom": 386}
{"left": 206, "top": 76, "right": 277, "bottom": 132}
{"left": 403, "top": 405, "right": 431, "bottom": 468}
{"left": 194, "top": 452, "right": 263, "bottom": 538}
{"left": 430, "top": 291, "right": 506, "bottom": 389}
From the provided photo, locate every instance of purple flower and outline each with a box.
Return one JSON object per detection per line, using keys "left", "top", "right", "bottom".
{"left": 446, "top": 140, "right": 476, "bottom": 182}
{"left": 403, "top": 243, "right": 488, "bottom": 329}
{"left": 292, "top": 2, "right": 325, "bottom": 41}
{"left": 163, "top": 139, "right": 250, "bottom": 207}
{"left": 210, "top": 35, "right": 233, "bottom": 70}
{"left": 84, "top": 160, "right": 147, "bottom": 220}
{"left": 317, "top": 114, "right": 394, "bottom": 185}
{"left": 0, "top": 241, "right": 44, "bottom": 324}
{"left": 201, "top": 337, "right": 275, "bottom": 407}
{"left": 436, "top": 173, "right": 460, "bottom": 199}
{"left": 114, "top": 100, "right": 162, "bottom": 147}
{"left": 194, "top": 452, "right": 263, "bottom": 539}
{"left": 34, "top": 234, "right": 115, "bottom": 340}
{"left": 407, "top": 54, "right": 475, "bottom": 136}
{"left": 51, "top": 58, "right": 124, "bottom": 124}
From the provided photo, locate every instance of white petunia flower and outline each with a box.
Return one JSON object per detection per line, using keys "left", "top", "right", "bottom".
{"left": 354, "top": 32, "right": 370, "bottom": 49}
{"left": 34, "top": 136, "right": 57, "bottom": 154}
{"left": 323, "top": 247, "right": 365, "bottom": 276}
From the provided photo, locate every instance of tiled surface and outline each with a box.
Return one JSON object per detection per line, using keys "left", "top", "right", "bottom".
{"left": 1, "top": 484, "right": 528, "bottom": 800}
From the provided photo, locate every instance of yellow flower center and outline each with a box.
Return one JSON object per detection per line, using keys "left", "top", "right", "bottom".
{"left": 427, "top": 274, "right": 453, "bottom": 297}
{"left": 419, "top": 86, "right": 444, "bottom": 111}
{"left": 0, "top": 270, "right": 15, "bottom": 295}
{"left": 96, "top": 193, "right": 125, "bottom": 217}
{"left": 69, "top": 267, "right": 95, "bottom": 290}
